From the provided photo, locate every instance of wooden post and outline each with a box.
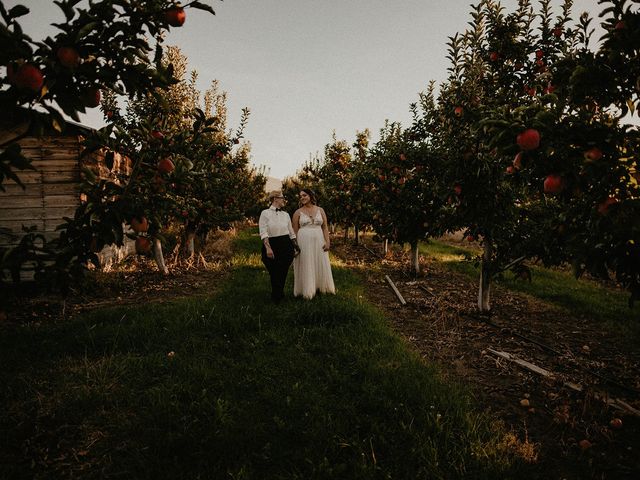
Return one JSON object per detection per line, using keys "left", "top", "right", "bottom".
{"left": 385, "top": 275, "right": 406, "bottom": 305}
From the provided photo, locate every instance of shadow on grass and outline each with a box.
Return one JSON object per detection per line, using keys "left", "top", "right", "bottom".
{"left": 0, "top": 229, "right": 528, "bottom": 479}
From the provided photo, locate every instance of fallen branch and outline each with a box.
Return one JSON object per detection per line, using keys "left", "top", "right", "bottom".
{"left": 385, "top": 275, "right": 406, "bottom": 305}
{"left": 486, "top": 348, "right": 640, "bottom": 417}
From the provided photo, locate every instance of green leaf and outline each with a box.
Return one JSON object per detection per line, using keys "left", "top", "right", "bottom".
{"left": 189, "top": 2, "right": 216, "bottom": 15}
{"left": 8, "top": 5, "right": 29, "bottom": 19}
{"left": 76, "top": 21, "right": 99, "bottom": 41}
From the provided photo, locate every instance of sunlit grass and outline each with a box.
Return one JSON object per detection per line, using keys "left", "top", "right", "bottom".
{"left": 420, "top": 239, "right": 640, "bottom": 341}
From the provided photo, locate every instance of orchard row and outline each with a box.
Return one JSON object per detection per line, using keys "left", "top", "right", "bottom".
{"left": 284, "top": 0, "right": 640, "bottom": 312}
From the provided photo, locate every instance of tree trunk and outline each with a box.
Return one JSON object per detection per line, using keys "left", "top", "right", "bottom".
{"left": 184, "top": 231, "right": 196, "bottom": 257}
{"left": 478, "top": 237, "right": 493, "bottom": 312}
{"left": 383, "top": 238, "right": 389, "bottom": 256}
{"left": 184, "top": 221, "right": 197, "bottom": 258}
{"left": 153, "top": 238, "right": 169, "bottom": 275}
{"left": 410, "top": 240, "right": 420, "bottom": 275}
{"left": 354, "top": 226, "right": 360, "bottom": 245}
{"left": 344, "top": 225, "right": 349, "bottom": 241}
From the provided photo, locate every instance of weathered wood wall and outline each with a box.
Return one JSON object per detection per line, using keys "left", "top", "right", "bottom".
{"left": 0, "top": 134, "right": 134, "bottom": 280}
{"left": 0, "top": 136, "right": 81, "bottom": 247}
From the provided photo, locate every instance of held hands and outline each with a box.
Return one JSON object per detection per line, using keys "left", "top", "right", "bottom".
{"left": 292, "top": 239, "right": 301, "bottom": 257}
{"left": 322, "top": 243, "right": 330, "bottom": 252}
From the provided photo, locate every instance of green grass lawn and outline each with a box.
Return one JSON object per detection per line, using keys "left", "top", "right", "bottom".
{"left": 420, "top": 239, "right": 640, "bottom": 340}
{"left": 0, "top": 229, "right": 526, "bottom": 479}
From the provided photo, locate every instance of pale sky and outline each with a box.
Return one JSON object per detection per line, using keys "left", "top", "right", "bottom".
{"left": 7, "top": 1, "right": 604, "bottom": 179}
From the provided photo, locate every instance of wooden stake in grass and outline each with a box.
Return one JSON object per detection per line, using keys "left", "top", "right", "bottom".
{"left": 385, "top": 275, "right": 407, "bottom": 305}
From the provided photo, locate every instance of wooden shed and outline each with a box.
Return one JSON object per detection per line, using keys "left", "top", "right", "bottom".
{"left": 0, "top": 112, "right": 133, "bottom": 280}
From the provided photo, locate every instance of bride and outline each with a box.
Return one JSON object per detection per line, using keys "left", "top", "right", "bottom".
{"left": 291, "top": 188, "right": 336, "bottom": 299}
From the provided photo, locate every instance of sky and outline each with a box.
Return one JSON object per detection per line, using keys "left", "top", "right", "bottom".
{"left": 7, "top": 0, "right": 605, "bottom": 179}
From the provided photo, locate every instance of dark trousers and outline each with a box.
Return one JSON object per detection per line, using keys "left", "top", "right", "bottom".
{"left": 261, "top": 235, "right": 295, "bottom": 302}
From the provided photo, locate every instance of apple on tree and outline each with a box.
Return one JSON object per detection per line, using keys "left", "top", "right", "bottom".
{"left": 130, "top": 216, "right": 149, "bottom": 233}
{"left": 11, "top": 63, "right": 44, "bottom": 93}
{"left": 584, "top": 147, "right": 603, "bottom": 162}
{"left": 164, "top": 6, "right": 186, "bottom": 27}
{"left": 517, "top": 129, "right": 541, "bottom": 151}
{"left": 56, "top": 46, "right": 80, "bottom": 68}
{"left": 543, "top": 174, "right": 563, "bottom": 194}
{"left": 158, "top": 158, "right": 175, "bottom": 174}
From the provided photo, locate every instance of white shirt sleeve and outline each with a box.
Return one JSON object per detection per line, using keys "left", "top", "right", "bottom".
{"left": 258, "top": 210, "right": 269, "bottom": 240}
{"left": 287, "top": 214, "right": 296, "bottom": 239}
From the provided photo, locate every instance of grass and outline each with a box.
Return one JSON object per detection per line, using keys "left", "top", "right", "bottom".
{"left": 0, "top": 228, "right": 526, "bottom": 479}
{"left": 420, "top": 239, "right": 640, "bottom": 340}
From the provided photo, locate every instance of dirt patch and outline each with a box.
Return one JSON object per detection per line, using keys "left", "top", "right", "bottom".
{"left": 0, "top": 233, "right": 234, "bottom": 325}
{"left": 333, "top": 238, "right": 640, "bottom": 480}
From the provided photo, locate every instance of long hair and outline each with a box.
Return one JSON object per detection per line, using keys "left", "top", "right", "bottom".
{"left": 300, "top": 188, "right": 317, "bottom": 205}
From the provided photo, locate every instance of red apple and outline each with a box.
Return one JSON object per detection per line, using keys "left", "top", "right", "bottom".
{"left": 82, "top": 87, "right": 101, "bottom": 108}
{"left": 553, "top": 27, "right": 563, "bottom": 37}
{"left": 130, "top": 216, "right": 149, "bottom": 233}
{"left": 543, "top": 174, "right": 563, "bottom": 194}
{"left": 151, "top": 130, "right": 165, "bottom": 140}
{"left": 579, "top": 439, "right": 592, "bottom": 451}
{"left": 56, "top": 46, "right": 80, "bottom": 68}
{"left": 489, "top": 51, "right": 499, "bottom": 62}
{"left": 164, "top": 6, "right": 186, "bottom": 27}
{"left": 584, "top": 147, "right": 603, "bottom": 162}
{"left": 597, "top": 196, "right": 618, "bottom": 215}
{"left": 536, "top": 49, "right": 544, "bottom": 59}
{"left": 158, "top": 158, "right": 175, "bottom": 174}
{"left": 12, "top": 63, "right": 44, "bottom": 92}
{"left": 505, "top": 166, "right": 515, "bottom": 174}
{"left": 467, "top": 235, "right": 475, "bottom": 242}
{"left": 525, "top": 86, "right": 537, "bottom": 96}
{"left": 454, "top": 106, "right": 464, "bottom": 117}
{"left": 453, "top": 184, "right": 462, "bottom": 196}
{"left": 517, "top": 129, "right": 541, "bottom": 151}
{"left": 609, "top": 418, "right": 623, "bottom": 429}
{"left": 135, "top": 236, "right": 152, "bottom": 255}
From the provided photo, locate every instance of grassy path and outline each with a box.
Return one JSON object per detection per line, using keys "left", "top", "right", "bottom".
{"left": 1, "top": 229, "right": 525, "bottom": 479}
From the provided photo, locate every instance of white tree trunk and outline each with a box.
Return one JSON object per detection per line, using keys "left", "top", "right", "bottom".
{"left": 153, "top": 238, "right": 169, "bottom": 275}
{"left": 184, "top": 231, "right": 196, "bottom": 258}
{"left": 410, "top": 241, "right": 420, "bottom": 275}
{"left": 383, "top": 238, "right": 389, "bottom": 256}
{"left": 478, "top": 238, "right": 492, "bottom": 312}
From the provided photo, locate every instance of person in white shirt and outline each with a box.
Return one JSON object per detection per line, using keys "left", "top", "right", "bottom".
{"left": 258, "top": 190, "right": 300, "bottom": 303}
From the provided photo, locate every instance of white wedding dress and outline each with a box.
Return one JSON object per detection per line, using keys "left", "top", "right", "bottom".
{"left": 293, "top": 209, "right": 336, "bottom": 299}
